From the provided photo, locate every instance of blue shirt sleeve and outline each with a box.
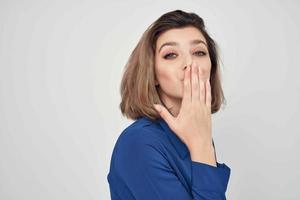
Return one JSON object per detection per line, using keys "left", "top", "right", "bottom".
{"left": 191, "top": 161, "right": 231, "bottom": 199}
{"left": 113, "top": 129, "right": 231, "bottom": 200}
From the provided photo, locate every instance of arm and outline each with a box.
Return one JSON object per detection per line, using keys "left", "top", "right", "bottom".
{"left": 113, "top": 131, "right": 231, "bottom": 200}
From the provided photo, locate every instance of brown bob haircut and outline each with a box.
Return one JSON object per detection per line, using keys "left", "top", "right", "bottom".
{"left": 120, "top": 9, "right": 226, "bottom": 121}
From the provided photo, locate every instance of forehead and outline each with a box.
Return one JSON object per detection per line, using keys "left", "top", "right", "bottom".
{"left": 156, "top": 26, "right": 206, "bottom": 48}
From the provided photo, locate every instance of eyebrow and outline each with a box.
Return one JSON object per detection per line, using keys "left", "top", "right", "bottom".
{"left": 158, "top": 39, "right": 207, "bottom": 53}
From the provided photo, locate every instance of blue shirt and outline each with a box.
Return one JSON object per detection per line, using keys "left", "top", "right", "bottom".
{"left": 107, "top": 116, "right": 231, "bottom": 200}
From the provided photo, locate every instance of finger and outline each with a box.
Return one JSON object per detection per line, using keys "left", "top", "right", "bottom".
{"left": 191, "top": 62, "right": 200, "bottom": 102}
{"left": 199, "top": 78, "right": 205, "bottom": 104}
{"left": 153, "top": 104, "right": 175, "bottom": 125}
{"left": 181, "top": 65, "right": 191, "bottom": 108}
{"left": 205, "top": 78, "right": 212, "bottom": 110}
{"left": 198, "top": 66, "right": 205, "bottom": 103}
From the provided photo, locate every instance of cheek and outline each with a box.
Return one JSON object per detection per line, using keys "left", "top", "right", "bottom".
{"left": 157, "top": 69, "right": 173, "bottom": 82}
{"left": 198, "top": 60, "right": 212, "bottom": 79}
{"left": 155, "top": 61, "right": 173, "bottom": 81}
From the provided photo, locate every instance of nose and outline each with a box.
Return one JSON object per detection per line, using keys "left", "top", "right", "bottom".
{"left": 183, "top": 57, "right": 193, "bottom": 70}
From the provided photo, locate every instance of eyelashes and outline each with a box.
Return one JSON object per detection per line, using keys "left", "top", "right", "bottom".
{"left": 163, "top": 51, "right": 207, "bottom": 59}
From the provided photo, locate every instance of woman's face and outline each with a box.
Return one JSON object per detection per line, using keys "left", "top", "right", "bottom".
{"left": 154, "top": 26, "right": 211, "bottom": 113}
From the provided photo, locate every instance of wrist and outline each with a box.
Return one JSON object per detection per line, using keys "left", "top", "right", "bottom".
{"left": 187, "top": 137, "right": 212, "bottom": 151}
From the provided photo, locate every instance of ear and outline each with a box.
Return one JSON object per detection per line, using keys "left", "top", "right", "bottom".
{"left": 155, "top": 79, "right": 159, "bottom": 86}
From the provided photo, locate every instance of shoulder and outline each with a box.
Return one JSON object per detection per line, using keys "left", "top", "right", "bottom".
{"left": 109, "top": 118, "right": 175, "bottom": 188}
{"left": 117, "top": 117, "right": 165, "bottom": 147}
{"left": 111, "top": 116, "right": 168, "bottom": 160}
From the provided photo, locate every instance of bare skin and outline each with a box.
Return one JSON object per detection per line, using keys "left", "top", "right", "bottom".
{"left": 153, "top": 26, "right": 216, "bottom": 167}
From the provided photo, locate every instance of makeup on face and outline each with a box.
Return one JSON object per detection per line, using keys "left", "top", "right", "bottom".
{"left": 158, "top": 39, "right": 208, "bottom": 54}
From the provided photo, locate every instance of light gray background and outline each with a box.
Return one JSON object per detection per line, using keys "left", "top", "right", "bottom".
{"left": 1, "top": 0, "right": 299, "bottom": 199}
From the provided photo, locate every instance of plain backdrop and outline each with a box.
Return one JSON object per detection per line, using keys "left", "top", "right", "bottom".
{"left": 1, "top": 0, "right": 300, "bottom": 199}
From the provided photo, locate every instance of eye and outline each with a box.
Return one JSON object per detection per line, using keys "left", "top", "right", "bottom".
{"left": 163, "top": 52, "right": 177, "bottom": 59}
{"left": 163, "top": 51, "right": 207, "bottom": 60}
{"left": 194, "top": 51, "right": 207, "bottom": 56}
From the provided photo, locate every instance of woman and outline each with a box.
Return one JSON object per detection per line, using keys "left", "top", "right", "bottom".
{"left": 107, "top": 9, "right": 231, "bottom": 200}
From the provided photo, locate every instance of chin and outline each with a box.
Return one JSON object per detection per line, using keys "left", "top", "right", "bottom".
{"left": 173, "top": 92, "right": 183, "bottom": 100}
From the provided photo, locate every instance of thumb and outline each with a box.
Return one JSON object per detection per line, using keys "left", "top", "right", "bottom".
{"left": 153, "top": 104, "right": 174, "bottom": 126}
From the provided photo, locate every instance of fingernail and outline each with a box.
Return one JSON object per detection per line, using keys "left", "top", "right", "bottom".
{"left": 153, "top": 104, "right": 161, "bottom": 112}
{"left": 193, "top": 64, "right": 197, "bottom": 72}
